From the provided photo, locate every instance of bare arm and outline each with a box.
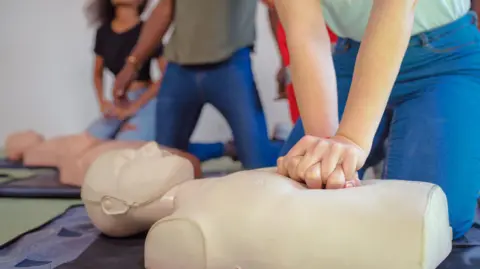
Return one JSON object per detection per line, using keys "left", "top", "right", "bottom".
{"left": 130, "top": 56, "right": 167, "bottom": 111}
{"left": 129, "top": 0, "right": 174, "bottom": 67}
{"left": 274, "top": 0, "right": 338, "bottom": 137}
{"left": 336, "top": 0, "right": 416, "bottom": 151}
{"left": 473, "top": 0, "right": 480, "bottom": 17}
{"left": 275, "top": 0, "right": 416, "bottom": 151}
{"left": 266, "top": 6, "right": 288, "bottom": 67}
{"left": 93, "top": 56, "right": 105, "bottom": 105}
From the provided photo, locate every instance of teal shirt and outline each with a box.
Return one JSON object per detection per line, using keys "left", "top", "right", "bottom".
{"left": 322, "top": 0, "right": 471, "bottom": 41}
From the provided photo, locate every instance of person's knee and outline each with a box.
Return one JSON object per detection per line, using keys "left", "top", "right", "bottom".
{"left": 447, "top": 197, "right": 477, "bottom": 239}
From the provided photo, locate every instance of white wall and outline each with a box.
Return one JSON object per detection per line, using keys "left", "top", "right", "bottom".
{"left": 0, "top": 0, "right": 291, "bottom": 144}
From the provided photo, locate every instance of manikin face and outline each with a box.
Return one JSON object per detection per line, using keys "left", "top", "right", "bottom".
{"left": 83, "top": 142, "right": 194, "bottom": 209}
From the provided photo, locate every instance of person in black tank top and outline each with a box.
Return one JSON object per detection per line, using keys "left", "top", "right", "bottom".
{"left": 85, "top": 0, "right": 238, "bottom": 162}
{"left": 87, "top": 0, "right": 164, "bottom": 122}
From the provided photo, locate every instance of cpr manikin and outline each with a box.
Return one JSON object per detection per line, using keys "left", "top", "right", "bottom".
{"left": 82, "top": 142, "right": 452, "bottom": 269}
{"left": 4, "top": 130, "right": 201, "bottom": 186}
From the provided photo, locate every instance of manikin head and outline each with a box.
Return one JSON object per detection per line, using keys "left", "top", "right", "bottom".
{"left": 81, "top": 142, "right": 194, "bottom": 237}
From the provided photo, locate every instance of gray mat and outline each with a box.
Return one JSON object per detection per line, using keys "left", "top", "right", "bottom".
{"left": 0, "top": 170, "right": 80, "bottom": 198}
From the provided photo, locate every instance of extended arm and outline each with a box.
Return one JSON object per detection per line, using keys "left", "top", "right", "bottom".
{"left": 129, "top": 0, "right": 174, "bottom": 67}
{"left": 263, "top": 2, "right": 282, "bottom": 60}
{"left": 275, "top": 0, "right": 416, "bottom": 150}
{"left": 274, "top": 0, "right": 338, "bottom": 138}
{"left": 473, "top": 0, "right": 480, "bottom": 18}
{"left": 130, "top": 56, "right": 167, "bottom": 111}
{"left": 336, "top": 0, "right": 416, "bottom": 151}
{"left": 93, "top": 56, "right": 105, "bottom": 105}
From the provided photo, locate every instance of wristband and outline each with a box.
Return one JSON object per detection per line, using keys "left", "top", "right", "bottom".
{"left": 126, "top": 55, "right": 141, "bottom": 71}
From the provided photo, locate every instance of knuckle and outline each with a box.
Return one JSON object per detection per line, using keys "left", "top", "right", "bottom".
{"left": 302, "top": 135, "right": 315, "bottom": 143}
{"left": 346, "top": 146, "right": 358, "bottom": 156}
{"left": 332, "top": 142, "right": 344, "bottom": 151}
{"left": 317, "top": 139, "right": 329, "bottom": 148}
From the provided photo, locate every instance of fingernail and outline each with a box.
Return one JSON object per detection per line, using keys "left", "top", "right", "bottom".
{"left": 345, "top": 182, "right": 354, "bottom": 188}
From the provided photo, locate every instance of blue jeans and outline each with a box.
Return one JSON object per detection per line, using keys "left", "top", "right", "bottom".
{"left": 156, "top": 48, "right": 278, "bottom": 169}
{"left": 87, "top": 88, "right": 157, "bottom": 141}
{"left": 86, "top": 89, "right": 226, "bottom": 162}
{"left": 188, "top": 142, "right": 224, "bottom": 162}
{"left": 281, "top": 12, "right": 480, "bottom": 239}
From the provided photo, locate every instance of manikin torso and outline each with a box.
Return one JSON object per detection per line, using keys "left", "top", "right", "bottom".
{"left": 82, "top": 143, "right": 452, "bottom": 269}
{"left": 5, "top": 130, "right": 201, "bottom": 186}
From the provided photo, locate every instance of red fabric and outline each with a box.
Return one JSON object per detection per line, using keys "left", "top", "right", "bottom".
{"left": 276, "top": 23, "right": 290, "bottom": 66}
{"left": 327, "top": 27, "right": 338, "bottom": 43}
{"left": 275, "top": 23, "right": 337, "bottom": 123}
{"left": 276, "top": 24, "right": 337, "bottom": 66}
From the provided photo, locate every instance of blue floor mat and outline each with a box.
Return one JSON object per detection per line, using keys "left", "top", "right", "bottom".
{"left": 0, "top": 206, "right": 479, "bottom": 268}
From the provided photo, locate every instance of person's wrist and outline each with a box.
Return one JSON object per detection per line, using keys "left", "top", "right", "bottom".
{"left": 334, "top": 128, "right": 371, "bottom": 154}
{"left": 98, "top": 97, "right": 107, "bottom": 106}
{"left": 126, "top": 55, "right": 142, "bottom": 72}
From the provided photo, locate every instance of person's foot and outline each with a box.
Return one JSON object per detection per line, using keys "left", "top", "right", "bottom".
{"left": 224, "top": 141, "right": 237, "bottom": 161}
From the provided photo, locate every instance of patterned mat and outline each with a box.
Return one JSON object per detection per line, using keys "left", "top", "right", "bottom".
{"left": 0, "top": 206, "right": 479, "bottom": 269}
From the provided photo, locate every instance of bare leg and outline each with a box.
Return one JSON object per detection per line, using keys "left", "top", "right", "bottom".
{"left": 5, "top": 130, "right": 45, "bottom": 161}
{"left": 23, "top": 132, "right": 100, "bottom": 167}
{"left": 59, "top": 141, "right": 202, "bottom": 187}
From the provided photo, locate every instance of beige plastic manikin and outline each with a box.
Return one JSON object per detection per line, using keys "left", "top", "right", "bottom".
{"left": 82, "top": 142, "right": 452, "bottom": 269}
{"left": 4, "top": 130, "right": 201, "bottom": 186}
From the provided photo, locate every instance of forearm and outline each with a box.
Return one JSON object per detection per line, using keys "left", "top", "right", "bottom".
{"left": 473, "top": 0, "right": 480, "bottom": 17}
{"left": 131, "top": 82, "right": 160, "bottom": 111}
{"left": 267, "top": 7, "right": 285, "bottom": 66}
{"left": 267, "top": 7, "right": 279, "bottom": 44}
{"left": 337, "top": 0, "right": 416, "bottom": 151}
{"left": 275, "top": 0, "right": 338, "bottom": 137}
{"left": 130, "top": 0, "right": 173, "bottom": 65}
{"left": 94, "top": 76, "right": 104, "bottom": 104}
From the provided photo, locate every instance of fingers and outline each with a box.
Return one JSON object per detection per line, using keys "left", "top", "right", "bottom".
{"left": 341, "top": 147, "right": 358, "bottom": 181}
{"left": 286, "top": 135, "right": 317, "bottom": 158}
{"left": 286, "top": 156, "right": 303, "bottom": 182}
{"left": 304, "top": 163, "right": 323, "bottom": 189}
{"left": 296, "top": 139, "right": 328, "bottom": 179}
{"left": 277, "top": 135, "right": 365, "bottom": 189}
{"left": 277, "top": 157, "right": 287, "bottom": 176}
{"left": 325, "top": 165, "right": 346, "bottom": 189}
{"left": 321, "top": 142, "right": 343, "bottom": 179}
{"left": 277, "top": 136, "right": 314, "bottom": 179}
{"left": 120, "top": 123, "right": 136, "bottom": 132}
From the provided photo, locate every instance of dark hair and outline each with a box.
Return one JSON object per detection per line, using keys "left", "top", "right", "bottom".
{"left": 85, "top": 0, "right": 149, "bottom": 26}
